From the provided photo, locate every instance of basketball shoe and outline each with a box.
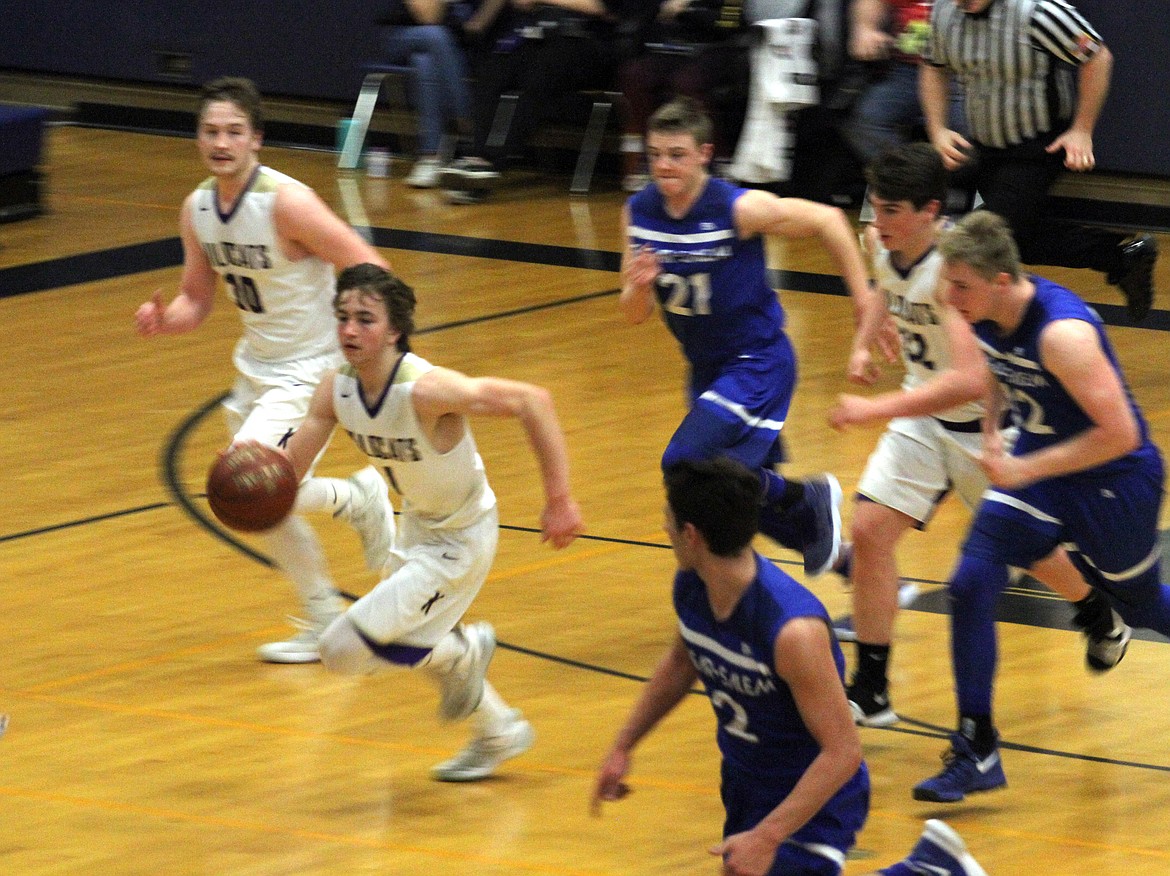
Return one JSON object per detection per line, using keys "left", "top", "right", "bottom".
{"left": 879, "top": 819, "right": 989, "bottom": 876}
{"left": 913, "top": 733, "right": 1006, "bottom": 803}
{"left": 801, "top": 473, "right": 843, "bottom": 577}
{"left": 847, "top": 680, "right": 899, "bottom": 728}
{"left": 431, "top": 709, "right": 535, "bottom": 782}
{"left": 438, "top": 622, "right": 496, "bottom": 722}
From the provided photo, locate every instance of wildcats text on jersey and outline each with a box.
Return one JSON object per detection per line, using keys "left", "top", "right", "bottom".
{"left": 886, "top": 290, "right": 939, "bottom": 326}
{"left": 202, "top": 241, "right": 272, "bottom": 271}
{"left": 346, "top": 431, "right": 422, "bottom": 462}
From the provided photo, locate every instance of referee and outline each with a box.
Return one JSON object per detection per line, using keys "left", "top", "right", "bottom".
{"left": 919, "top": 0, "right": 1158, "bottom": 322}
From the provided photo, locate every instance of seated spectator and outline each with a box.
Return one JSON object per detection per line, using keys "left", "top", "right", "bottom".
{"left": 843, "top": 0, "right": 967, "bottom": 165}
{"left": 376, "top": 0, "right": 507, "bottom": 187}
{"left": 617, "top": 0, "right": 750, "bottom": 192}
{"left": 437, "top": 0, "right": 627, "bottom": 203}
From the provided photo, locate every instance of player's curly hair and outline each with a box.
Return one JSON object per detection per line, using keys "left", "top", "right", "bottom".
{"left": 335, "top": 263, "right": 416, "bottom": 352}
{"left": 199, "top": 76, "right": 264, "bottom": 133}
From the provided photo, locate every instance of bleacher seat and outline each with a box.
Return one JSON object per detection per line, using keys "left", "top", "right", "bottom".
{"left": 0, "top": 105, "right": 48, "bottom": 223}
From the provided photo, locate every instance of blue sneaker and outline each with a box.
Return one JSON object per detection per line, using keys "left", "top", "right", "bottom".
{"left": 879, "top": 819, "right": 989, "bottom": 876}
{"left": 800, "top": 473, "right": 842, "bottom": 577}
{"left": 913, "top": 733, "right": 1006, "bottom": 803}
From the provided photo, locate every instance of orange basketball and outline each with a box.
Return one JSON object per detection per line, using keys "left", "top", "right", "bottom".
{"left": 206, "top": 442, "right": 298, "bottom": 532}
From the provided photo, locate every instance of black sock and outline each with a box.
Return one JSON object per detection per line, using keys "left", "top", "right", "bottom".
{"left": 1073, "top": 588, "right": 1115, "bottom": 638}
{"left": 853, "top": 642, "right": 890, "bottom": 692}
{"left": 959, "top": 714, "right": 997, "bottom": 756}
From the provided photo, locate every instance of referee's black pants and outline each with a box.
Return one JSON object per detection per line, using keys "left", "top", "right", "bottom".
{"left": 955, "top": 131, "right": 1126, "bottom": 277}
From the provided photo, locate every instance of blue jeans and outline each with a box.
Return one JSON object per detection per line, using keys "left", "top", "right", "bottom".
{"left": 845, "top": 61, "right": 968, "bottom": 162}
{"left": 379, "top": 25, "right": 470, "bottom": 155}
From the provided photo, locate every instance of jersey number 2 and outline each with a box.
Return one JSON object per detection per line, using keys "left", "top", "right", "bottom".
{"left": 227, "top": 273, "right": 264, "bottom": 313}
{"left": 709, "top": 690, "right": 759, "bottom": 743}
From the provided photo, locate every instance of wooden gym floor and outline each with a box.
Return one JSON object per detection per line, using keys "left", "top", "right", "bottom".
{"left": 1, "top": 124, "right": 1168, "bottom": 874}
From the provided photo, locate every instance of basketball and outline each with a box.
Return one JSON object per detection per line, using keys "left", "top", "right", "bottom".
{"left": 205, "top": 442, "right": 298, "bottom": 532}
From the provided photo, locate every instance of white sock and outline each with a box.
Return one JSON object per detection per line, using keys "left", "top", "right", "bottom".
{"left": 416, "top": 627, "right": 466, "bottom": 675}
{"left": 473, "top": 682, "right": 514, "bottom": 737}
{"left": 262, "top": 514, "right": 343, "bottom": 623}
{"left": 294, "top": 477, "right": 358, "bottom": 516}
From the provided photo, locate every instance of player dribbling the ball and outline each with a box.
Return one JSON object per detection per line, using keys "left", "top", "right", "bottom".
{"left": 279, "top": 262, "right": 583, "bottom": 781}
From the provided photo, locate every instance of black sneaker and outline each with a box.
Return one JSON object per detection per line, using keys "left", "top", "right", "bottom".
{"left": 1111, "top": 235, "right": 1157, "bottom": 322}
{"left": 438, "top": 157, "right": 500, "bottom": 192}
{"left": 1085, "top": 610, "right": 1132, "bottom": 673}
{"left": 847, "top": 680, "right": 899, "bottom": 727}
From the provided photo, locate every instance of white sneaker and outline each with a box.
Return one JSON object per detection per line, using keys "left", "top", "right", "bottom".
{"left": 256, "top": 617, "right": 325, "bottom": 664}
{"left": 405, "top": 156, "right": 441, "bottom": 188}
{"left": 431, "top": 710, "right": 534, "bottom": 782}
{"left": 344, "top": 467, "right": 395, "bottom": 572}
{"left": 438, "top": 622, "right": 496, "bottom": 722}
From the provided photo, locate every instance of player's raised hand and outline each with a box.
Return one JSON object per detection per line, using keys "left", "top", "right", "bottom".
{"left": 624, "top": 245, "right": 661, "bottom": 292}
{"left": 135, "top": 289, "right": 166, "bottom": 337}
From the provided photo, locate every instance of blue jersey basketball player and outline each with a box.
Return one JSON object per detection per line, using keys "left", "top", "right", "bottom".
{"left": 619, "top": 97, "right": 891, "bottom": 579}
{"left": 592, "top": 457, "right": 987, "bottom": 876}
{"left": 848, "top": 210, "right": 1170, "bottom": 803}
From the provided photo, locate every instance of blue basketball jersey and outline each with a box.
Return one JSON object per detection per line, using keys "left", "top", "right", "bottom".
{"left": 627, "top": 178, "right": 787, "bottom": 392}
{"left": 973, "top": 277, "right": 1154, "bottom": 473}
{"left": 673, "top": 553, "right": 869, "bottom": 838}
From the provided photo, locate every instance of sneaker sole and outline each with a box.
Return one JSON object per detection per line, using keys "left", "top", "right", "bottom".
{"left": 431, "top": 721, "right": 535, "bottom": 782}
{"left": 256, "top": 647, "right": 321, "bottom": 664}
{"left": 921, "top": 820, "right": 990, "bottom": 876}
{"left": 849, "top": 700, "right": 899, "bottom": 728}
{"left": 437, "top": 169, "right": 499, "bottom": 191}
{"left": 912, "top": 778, "right": 1006, "bottom": 803}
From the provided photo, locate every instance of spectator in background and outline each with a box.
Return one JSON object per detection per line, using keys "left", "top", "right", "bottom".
{"left": 843, "top": 0, "right": 967, "bottom": 164}
{"left": 739, "top": 0, "right": 862, "bottom": 203}
{"left": 437, "top": 0, "right": 627, "bottom": 203}
{"left": 616, "top": 0, "right": 749, "bottom": 192}
{"left": 376, "top": 0, "right": 508, "bottom": 187}
{"left": 921, "top": 0, "right": 1159, "bottom": 322}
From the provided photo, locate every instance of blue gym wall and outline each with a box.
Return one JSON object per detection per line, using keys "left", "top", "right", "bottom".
{"left": 1, "top": 1, "right": 1167, "bottom": 175}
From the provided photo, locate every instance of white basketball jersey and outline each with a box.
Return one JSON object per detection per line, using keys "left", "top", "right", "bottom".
{"left": 874, "top": 242, "right": 983, "bottom": 423}
{"left": 190, "top": 166, "right": 338, "bottom": 363}
{"left": 335, "top": 353, "right": 497, "bottom": 528}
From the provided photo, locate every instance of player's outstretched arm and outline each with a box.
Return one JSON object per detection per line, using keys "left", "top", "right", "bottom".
{"left": 592, "top": 635, "right": 696, "bottom": 815}
{"left": 735, "top": 192, "right": 890, "bottom": 377}
{"left": 412, "top": 367, "right": 583, "bottom": 547}
{"left": 282, "top": 373, "right": 340, "bottom": 481}
{"left": 829, "top": 297, "right": 988, "bottom": 430}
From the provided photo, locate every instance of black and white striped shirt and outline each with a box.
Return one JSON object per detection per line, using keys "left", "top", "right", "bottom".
{"left": 926, "top": 0, "right": 1104, "bottom": 148}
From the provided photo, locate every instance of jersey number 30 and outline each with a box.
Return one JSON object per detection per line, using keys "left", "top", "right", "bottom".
{"left": 227, "top": 273, "right": 265, "bottom": 313}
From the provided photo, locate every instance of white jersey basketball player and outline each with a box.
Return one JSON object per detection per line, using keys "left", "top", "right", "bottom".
{"left": 135, "top": 77, "right": 393, "bottom": 663}
{"left": 831, "top": 144, "right": 1125, "bottom": 729}
{"left": 282, "top": 262, "right": 583, "bottom": 781}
